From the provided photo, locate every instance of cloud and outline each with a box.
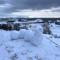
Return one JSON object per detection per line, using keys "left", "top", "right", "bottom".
{"left": 2, "top": 0, "right": 60, "bottom": 13}
{"left": 9, "top": 0, "right": 60, "bottom": 10}
{"left": 0, "top": 0, "right": 13, "bottom": 16}
{"left": 9, "top": 7, "right": 60, "bottom": 18}
{"left": 0, "top": 0, "right": 60, "bottom": 17}
{"left": 0, "top": 0, "right": 5, "bottom": 4}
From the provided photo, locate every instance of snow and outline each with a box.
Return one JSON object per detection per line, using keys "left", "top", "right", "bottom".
{"left": 11, "top": 30, "right": 20, "bottom": 40}
{"left": 50, "top": 23, "right": 60, "bottom": 36}
{"left": 19, "top": 24, "right": 43, "bottom": 46}
{"left": 0, "top": 23, "right": 60, "bottom": 60}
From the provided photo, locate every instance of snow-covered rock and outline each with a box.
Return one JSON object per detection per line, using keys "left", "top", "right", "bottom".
{"left": 29, "top": 24, "right": 42, "bottom": 31}
{"left": 19, "top": 24, "right": 43, "bottom": 46}
{"left": 31, "top": 24, "right": 43, "bottom": 46}
{"left": 50, "top": 23, "right": 60, "bottom": 38}
{"left": 11, "top": 30, "right": 20, "bottom": 40}
{"left": 0, "top": 30, "right": 11, "bottom": 43}
{"left": 19, "top": 29, "right": 34, "bottom": 41}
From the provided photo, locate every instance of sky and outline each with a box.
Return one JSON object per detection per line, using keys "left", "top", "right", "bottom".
{"left": 0, "top": 0, "right": 60, "bottom": 18}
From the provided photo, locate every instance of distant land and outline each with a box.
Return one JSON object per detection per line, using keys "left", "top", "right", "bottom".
{"left": 0, "top": 18, "right": 60, "bottom": 22}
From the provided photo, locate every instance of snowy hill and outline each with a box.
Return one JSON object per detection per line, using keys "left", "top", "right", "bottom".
{"left": 0, "top": 23, "right": 60, "bottom": 60}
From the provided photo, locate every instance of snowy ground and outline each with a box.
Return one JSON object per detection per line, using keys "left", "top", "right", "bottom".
{"left": 0, "top": 23, "right": 60, "bottom": 60}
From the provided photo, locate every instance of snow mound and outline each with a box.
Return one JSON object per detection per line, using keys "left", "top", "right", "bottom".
{"left": 19, "top": 29, "right": 34, "bottom": 41}
{"left": 19, "top": 24, "right": 43, "bottom": 46}
{"left": 11, "top": 30, "right": 20, "bottom": 40}
{"left": 0, "top": 30, "right": 11, "bottom": 43}
{"left": 50, "top": 23, "right": 60, "bottom": 38}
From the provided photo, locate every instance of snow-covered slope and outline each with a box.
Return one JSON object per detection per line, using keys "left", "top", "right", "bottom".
{"left": 0, "top": 23, "right": 60, "bottom": 60}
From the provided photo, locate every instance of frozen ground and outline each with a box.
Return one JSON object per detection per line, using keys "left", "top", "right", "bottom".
{"left": 0, "top": 23, "right": 60, "bottom": 60}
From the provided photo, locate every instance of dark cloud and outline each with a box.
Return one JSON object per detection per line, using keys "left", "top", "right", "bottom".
{"left": 0, "top": 0, "right": 60, "bottom": 16}
{"left": 10, "top": 0, "right": 60, "bottom": 10}
{"left": 0, "top": 0, "right": 5, "bottom": 4}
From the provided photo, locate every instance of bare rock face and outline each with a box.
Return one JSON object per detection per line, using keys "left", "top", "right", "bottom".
{"left": 43, "top": 22, "right": 51, "bottom": 34}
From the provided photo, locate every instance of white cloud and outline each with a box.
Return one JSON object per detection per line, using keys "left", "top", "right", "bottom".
{"left": 0, "top": 3, "right": 13, "bottom": 17}
{"left": 9, "top": 7, "right": 60, "bottom": 18}
{"left": 0, "top": 3, "right": 12, "bottom": 9}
